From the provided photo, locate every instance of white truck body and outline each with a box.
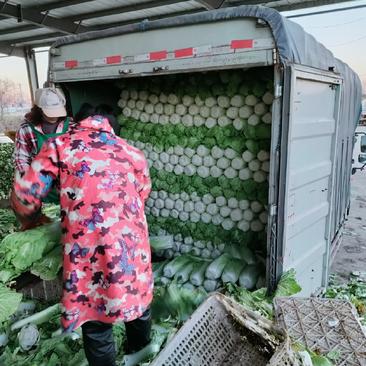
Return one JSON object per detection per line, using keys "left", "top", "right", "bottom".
{"left": 48, "top": 6, "right": 361, "bottom": 295}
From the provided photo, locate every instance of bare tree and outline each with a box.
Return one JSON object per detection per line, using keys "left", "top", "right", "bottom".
{"left": 0, "top": 79, "right": 19, "bottom": 120}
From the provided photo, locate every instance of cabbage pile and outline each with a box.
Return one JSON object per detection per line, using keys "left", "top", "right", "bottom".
{"left": 154, "top": 246, "right": 264, "bottom": 292}
{"left": 0, "top": 209, "right": 19, "bottom": 242}
{"left": 118, "top": 68, "right": 273, "bottom": 289}
{"left": 0, "top": 143, "right": 14, "bottom": 200}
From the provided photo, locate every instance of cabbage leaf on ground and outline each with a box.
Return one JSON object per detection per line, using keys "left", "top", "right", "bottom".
{"left": 0, "top": 284, "right": 22, "bottom": 323}
{"left": 0, "top": 222, "right": 61, "bottom": 283}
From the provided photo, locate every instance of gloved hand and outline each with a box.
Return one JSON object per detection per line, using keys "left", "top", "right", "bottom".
{"left": 19, "top": 214, "right": 52, "bottom": 231}
{"left": 10, "top": 189, "right": 36, "bottom": 217}
{"left": 10, "top": 190, "right": 51, "bottom": 231}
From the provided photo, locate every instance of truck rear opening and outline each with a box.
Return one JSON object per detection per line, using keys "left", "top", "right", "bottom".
{"left": 62, "top": 66, "right": 274, "bottom": 291}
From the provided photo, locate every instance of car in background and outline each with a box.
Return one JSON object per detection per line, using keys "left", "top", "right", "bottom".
{"left": 0, "top": 134, "right": 13, "bottom": 144}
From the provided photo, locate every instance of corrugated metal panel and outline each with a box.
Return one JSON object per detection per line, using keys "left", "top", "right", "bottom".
{"left": 23, "top": 0, "right": 58, "bottom": 6}
{"left": 0, "top": 18, "right": 20, "bottom": 31}
{"left": 0, "top": 28, "right": 51, "bottom": 42}
{"left": 0, "top": 0, "right": 202, "bottom": 47}
{"left": 81, "top": 1, "right": 202, "bottom": 26}
{"left": 49, "top": 0, "right": 153, "bottom": 18}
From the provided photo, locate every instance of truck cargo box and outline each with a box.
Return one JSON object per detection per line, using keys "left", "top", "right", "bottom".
{"left": 48, "top": 6, "right": 362, "bottom": 295}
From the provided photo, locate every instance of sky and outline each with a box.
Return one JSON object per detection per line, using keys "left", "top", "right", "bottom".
{"left": 0, "top": 0, "right": 366, "bottom": 100}
{"left": 283, "top": 0, "right": 366, "bottom": 92}
{"left": 0, "top": 48, "right": 49, "bottom": 101}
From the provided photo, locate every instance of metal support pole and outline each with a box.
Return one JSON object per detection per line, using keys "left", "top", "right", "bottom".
{"left": 23, "top": 47, "right": 38, "bottom": 103}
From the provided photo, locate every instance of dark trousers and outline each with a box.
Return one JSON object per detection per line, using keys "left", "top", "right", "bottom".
{"left": 81, "top": 308, "right": 151, "bottom": 366}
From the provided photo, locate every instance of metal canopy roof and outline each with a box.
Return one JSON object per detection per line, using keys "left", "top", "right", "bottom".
{"left": 0, "top": 0, "right": 356, "bottom": 57}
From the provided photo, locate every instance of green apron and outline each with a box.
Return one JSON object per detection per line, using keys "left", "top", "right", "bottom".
{"left": 30, "top": 118, "right": 70, "bottom": 204}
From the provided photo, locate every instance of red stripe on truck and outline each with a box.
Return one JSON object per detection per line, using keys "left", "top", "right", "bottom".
{"left": 230, "top": 40, "right": 254, "bottom": 49}
{"left": 149, "top": 51, "right": 168, "bottom": 61}
{"left": 65, "top": 60, "right": 78, "bottom": 68}
{"left": 174, "top": 47, "right": 194, "bottom": 58}
{"left": 106, "top": 55, "right": 122, "bottom": 64}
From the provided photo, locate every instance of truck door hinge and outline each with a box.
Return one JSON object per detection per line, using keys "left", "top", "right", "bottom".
{"left": 274, "top": 85, "right": 282, "bottom": 98}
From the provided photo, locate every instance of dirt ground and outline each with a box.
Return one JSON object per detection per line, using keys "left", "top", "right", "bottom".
{"left": 331, "top": 171, "right": 366, "bottom": 280}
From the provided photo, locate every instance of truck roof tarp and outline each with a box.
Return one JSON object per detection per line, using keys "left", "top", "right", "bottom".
{"left": 52, "top": 5, "right": 362, "bottom": 124}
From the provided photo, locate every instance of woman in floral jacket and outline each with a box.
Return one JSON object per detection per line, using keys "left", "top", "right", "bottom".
{"left": 11, "top": 113, "right": 153, "bottom": 366}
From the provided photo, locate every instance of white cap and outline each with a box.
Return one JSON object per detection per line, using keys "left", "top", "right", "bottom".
{"left": 34, "top": 88, "right": 66, "bottom": 118}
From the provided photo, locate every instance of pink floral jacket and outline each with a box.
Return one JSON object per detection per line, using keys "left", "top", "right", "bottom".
{"left": 12, "top": 116, "right": 153, "bottom": 331}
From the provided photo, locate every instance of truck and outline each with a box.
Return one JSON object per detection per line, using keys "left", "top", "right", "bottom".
{"left": 352, "top": 125, "right": 366, "bottom": 175}
{"left": 47, "top": 5, "right": 361, "bottom": 296}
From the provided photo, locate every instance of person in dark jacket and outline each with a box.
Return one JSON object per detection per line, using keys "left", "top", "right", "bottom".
{"left": 75, "top": 103, "right": 120, "bottom": 135}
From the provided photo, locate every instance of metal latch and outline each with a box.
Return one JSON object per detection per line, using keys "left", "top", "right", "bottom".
{"left": 153, "top": 66, "right": 169, "bottom": 72}
{"left": 49, "top": 48, "right": 61, "bottom": 56}
{"left": 256, "top": 19, "right": 267, "bottom": 27}
{"left": 119, "top": 69, "right": 132, "bottom": 75}
{"left": 270, "top": 205, "right": 277, "bottom": 216}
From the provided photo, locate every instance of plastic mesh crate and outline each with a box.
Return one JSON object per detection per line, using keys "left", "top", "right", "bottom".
{"left": 151, "top": 293, "right": 299, "bottom": 366}
{"left": 274, "top": 297, "right": 366, "bottom": 366}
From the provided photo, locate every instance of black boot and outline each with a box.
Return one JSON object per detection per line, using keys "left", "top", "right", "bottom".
{"left": 124, "top": 308, "right": 151, "bottom": 354}
{"left": 82, "top": 321, "right": 117, "bottom": 366}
